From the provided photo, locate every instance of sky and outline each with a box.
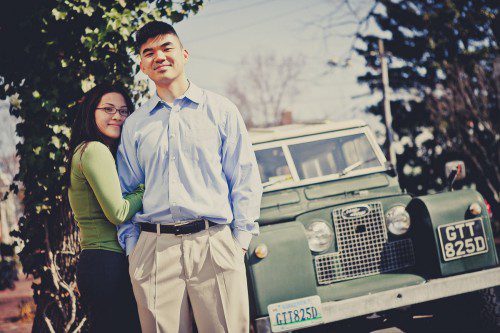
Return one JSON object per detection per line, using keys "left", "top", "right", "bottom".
{"left": 160, "top": 0, "right": 384, "bottom": 129}
{"left": 0, "top": 0, "right": 387, "bottom": 165}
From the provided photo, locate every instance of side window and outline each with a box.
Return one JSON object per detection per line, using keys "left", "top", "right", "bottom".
{"left": 255, "top": 147, "right": 292, "bottom": 184}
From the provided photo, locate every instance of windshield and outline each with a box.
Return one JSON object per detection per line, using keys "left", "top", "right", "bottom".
{"left": 255, "top": 147, "right": 293, "bottom": 184}
{"left": 255, "top": 133, "right": 382, "bottom": 184}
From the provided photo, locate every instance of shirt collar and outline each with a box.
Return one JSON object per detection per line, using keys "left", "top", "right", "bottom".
{"left": 147, "top": 94, "right": 162, "bottom": 114}
{"left": 147, "top": 81, "right": 203, "bottom": 114}
{"left": 182, "top": 81, "right": 203, "bottom": 104}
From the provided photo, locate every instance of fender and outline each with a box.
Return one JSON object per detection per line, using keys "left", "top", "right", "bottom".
{"left": 407, "top": 189, "right": 498, "bottom": 277}
{"left": 246, "top": 222, "right": 317, "bottom": 317}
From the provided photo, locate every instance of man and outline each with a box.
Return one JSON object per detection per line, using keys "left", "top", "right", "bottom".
{"left": 116, "top": 21, "right": 262, "bottom": 333}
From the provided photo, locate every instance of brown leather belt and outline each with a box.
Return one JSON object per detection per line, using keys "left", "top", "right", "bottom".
{"left": 139, "top": 219, "right": 217, "bottom": 235}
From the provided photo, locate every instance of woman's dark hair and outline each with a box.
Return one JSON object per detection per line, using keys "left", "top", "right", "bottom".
{"left": 64, "top": 83, "right": 134, "bottom": 188}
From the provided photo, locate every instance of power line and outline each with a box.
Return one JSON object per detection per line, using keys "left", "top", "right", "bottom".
{"left": 196, "top": 0, "right": 280, "bottom": 20}
{"left": 192, "top": 55, "right": 239, "bottom": 66}
{"left": 207, "top": 0, "right": 239, "bottom": 4}
{"left": 186, "top": 0, "right": 325, "bottom": 44}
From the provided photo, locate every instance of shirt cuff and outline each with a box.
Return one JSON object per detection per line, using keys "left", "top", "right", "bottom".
{"left": 232, "top": 229, "right": 253, "bottom": 250}
{"left": 125, "top": 235, "right": 139, "bottom": 257}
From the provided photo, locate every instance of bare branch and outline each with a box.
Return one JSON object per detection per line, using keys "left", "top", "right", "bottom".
{"left": 342, "top": 1, "right": 379, "bottom": 61}
{"left": 344, "top": 0, "right": 360, "bottom": 20}
{"left": 226, "top": 53, "right": 305, "bottom": 127}
{"left": 313, "top": 0, "right": 380, "bottom": 63}
{"left": 72, "top": 317, "right": 87, "bottom": 333}
{"left": 426, "top": 63, "right": 499, "bottom": 203}
{"left": 44, "top": 314, "right": 57, "bottom": 333}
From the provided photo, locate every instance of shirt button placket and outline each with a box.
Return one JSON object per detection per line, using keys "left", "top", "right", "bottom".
{"left": 169, "top": 105, "right": 179, "bottom": 220}
{"left": 170, "top": 102, "right": 184, "bottom": 221}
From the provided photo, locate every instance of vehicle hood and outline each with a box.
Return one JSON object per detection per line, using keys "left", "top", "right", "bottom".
{"left": 258, "top": 173, "right": 403, "bottom": 225}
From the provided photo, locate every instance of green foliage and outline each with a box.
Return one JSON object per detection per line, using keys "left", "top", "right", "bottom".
{"left": 0, "top": 1, "right": 203, "bottom": 331}
{"left": 357, "top": 0, "right": 498, "bottom": 216}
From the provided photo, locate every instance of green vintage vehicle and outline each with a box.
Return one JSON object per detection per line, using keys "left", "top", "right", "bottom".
{"left": 246, "top": 120, "right": 500, "bottom": 332}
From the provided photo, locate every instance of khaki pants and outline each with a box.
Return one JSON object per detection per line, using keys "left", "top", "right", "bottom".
{"left": 128, "top": 224, "right": 249, "bottom": 333}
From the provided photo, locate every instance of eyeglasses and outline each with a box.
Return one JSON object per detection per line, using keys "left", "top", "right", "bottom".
{"left": 96, "top": 106, "right": 130, "bottom": 117}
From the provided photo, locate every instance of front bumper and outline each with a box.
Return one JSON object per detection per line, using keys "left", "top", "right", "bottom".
{"left": 255, "top": 266, "right": 500, "bottom": 333}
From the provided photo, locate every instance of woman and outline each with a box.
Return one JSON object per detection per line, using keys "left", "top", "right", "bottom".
{"left": 66, "top": 83, "right": 142, "bottom": 332}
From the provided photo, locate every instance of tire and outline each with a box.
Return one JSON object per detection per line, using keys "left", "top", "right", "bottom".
{"left": 433, "top": 287, "right": 500, "bottom": 332}
{"left": 476, "top": 287, "right": 500, "bottom": 332}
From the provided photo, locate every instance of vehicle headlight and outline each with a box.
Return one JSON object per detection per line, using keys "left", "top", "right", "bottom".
{"left": 305, "top": 221, "right": 334, "bottom": 252}
{"left": 385, "top": 205, "right": 411, "bottom": 235}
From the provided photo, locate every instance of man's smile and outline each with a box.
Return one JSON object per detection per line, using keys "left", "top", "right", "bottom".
{"left": 154, "top": 64, "right": 171, "bottom": 71}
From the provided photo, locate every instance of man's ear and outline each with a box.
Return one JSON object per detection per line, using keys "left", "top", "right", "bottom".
{"left": 139, "top": 58, "right": 145, "bottom": 74}
{"left": 183, "top": 49, "right": 189, "bottom": 63}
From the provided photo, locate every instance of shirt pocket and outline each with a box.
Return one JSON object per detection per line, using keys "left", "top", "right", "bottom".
{"left": 182, "top": 123, "right": 219, "bottom": 162}
{"left": 137, "top": 121, "right": 169, "bottom": 166}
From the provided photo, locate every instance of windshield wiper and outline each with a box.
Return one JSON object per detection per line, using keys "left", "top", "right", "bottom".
{"left": 263, "top": 176, "right": 293, "bottom": 189}
{"left": 339, "top": 157, "right": 378, "bottom": 177}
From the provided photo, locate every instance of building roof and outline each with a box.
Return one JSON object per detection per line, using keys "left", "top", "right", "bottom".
{"left": 249, "top": 119, "right": 367, "bottom": 144}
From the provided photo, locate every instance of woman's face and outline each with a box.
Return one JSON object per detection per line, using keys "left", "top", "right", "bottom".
{"left": 94, "top": 92, "right": 128, "bottom": 141}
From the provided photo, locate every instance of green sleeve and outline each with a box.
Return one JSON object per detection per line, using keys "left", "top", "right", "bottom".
{"left": 80, "top": 142, "right": 144, "bottom": 225}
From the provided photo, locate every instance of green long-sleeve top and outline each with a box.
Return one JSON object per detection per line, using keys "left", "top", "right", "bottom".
{"left": 68, "top": 141, "right": 144, "bottom": 253}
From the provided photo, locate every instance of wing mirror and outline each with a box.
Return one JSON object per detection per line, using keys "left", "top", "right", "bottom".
{"left": 445, "top": 160, "right": 465, "bottom": 191}
{"left": 384, "top": 161, "right": 398, "bottom": 177}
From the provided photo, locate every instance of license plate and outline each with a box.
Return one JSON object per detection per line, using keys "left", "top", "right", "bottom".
{"left": 268, "top": 295, "right": 323, "bottom": 332}
{"left": 438, "top": 218, "right": 488, "bottom": 262}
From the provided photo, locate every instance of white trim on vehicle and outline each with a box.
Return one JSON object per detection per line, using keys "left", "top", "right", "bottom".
{"left": 255, "top": 126, "right": 388, "bottom": 192}
{"left": 281, "top": 145, "right": 300, "bottom": 182}
{"left": 249, "top": 120, "right": 368, "bottom": 144}
{"left": 255, "top": 266, "right": 500, "bottom": 333}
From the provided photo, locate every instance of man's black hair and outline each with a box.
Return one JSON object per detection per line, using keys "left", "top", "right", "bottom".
{"left": 135, "top": 21, "right": 181, "bottom": 53}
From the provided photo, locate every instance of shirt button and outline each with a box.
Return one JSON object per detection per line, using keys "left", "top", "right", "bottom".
{"left": 172, "top": 156, "right": 176, "bottom": 160}
{"left": 172, "top": 202, "right": 176, "bottom": 206}
{"left": 170, "top": 134, "right": 175, "bottom": 138}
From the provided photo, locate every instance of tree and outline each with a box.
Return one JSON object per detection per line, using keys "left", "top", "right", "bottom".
{"left": 0, "top": 1, "right": 203, "bottom": 331}
{"left": 0, "top": 101, "right": 19, "bottom": 184}
{"left": 225, "top": 53, "right": 304, "bottom": 127}
{"left": 356, "top": 0, "right": 498, "bottom": 218}
{"left": 426, "top": 63, "right": 498, "bottom": 199}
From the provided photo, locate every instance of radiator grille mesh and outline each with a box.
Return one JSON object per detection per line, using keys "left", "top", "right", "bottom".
{"left": 314, "top": 202, "right": 415, "bottom": 285}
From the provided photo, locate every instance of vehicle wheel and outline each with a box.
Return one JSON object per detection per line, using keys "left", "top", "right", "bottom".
{"left": 433, "top": 287, "right": 500, "bottom": 332}
{"left": 476, "top": 288, "right": 500, "bottom": 332}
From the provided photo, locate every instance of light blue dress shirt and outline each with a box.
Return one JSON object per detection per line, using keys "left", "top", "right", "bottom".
{"left": 116, "top": 82, "right": 262, "bottom": 255}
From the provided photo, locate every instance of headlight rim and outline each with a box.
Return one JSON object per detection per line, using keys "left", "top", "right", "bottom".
{"left": 305, "top": 219, "right": 334, "bottom": 253}
{"left": 385, "top": 204, "right": 411, "bottom": 236}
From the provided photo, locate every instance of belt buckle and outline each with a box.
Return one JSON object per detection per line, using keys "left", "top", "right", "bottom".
{"left": 173, "top": 220, "right": 190, "bottom": 237}
{"left": 174, "top": 225, "right": 183, "bottom": 236}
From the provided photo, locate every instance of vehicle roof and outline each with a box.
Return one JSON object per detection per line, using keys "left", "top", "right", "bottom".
{"left": 249, "top": 119, "right": 368, "bottom": 144}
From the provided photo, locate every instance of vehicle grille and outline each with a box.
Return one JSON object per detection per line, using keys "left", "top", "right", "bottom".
{"left": 314, "top": 202, "right": 415, "bottom": 285}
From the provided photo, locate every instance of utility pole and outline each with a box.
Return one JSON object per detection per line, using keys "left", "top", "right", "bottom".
{"left": 378, "top": 38, "right": 397, "bottom": 167}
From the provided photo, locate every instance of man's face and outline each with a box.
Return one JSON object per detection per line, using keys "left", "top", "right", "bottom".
{"left": 139, "top": 34, "right": 189, "bottom": 85}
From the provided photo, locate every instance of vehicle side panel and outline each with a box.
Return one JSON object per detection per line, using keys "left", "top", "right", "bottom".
{"left": 247, "top": 222, "right": 318, "bottom": 317}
